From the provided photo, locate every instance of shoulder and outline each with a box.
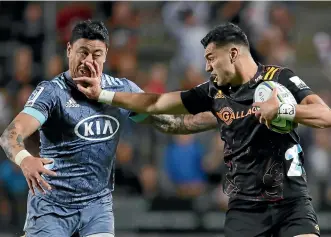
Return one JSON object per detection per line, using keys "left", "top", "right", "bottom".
{"left": 36, "top": 73, "right": 68, "bottom": 92}
{"left": 277, "top": 67, "right": 296, "bottom": 79}
{"left": 262, "top": 65, "right": 286, "bottom": 81}
{"left": 181, "top": 81, "right": 214, "bottom": 99}
{"left": 262, "top": 65, "right": 303, "bottom": 84}
{"left": 102, "top": 73, "right": 126, "bottom": 88}
{"left": 269, "top": 66, "right": 308, "bottom": 87}
{"left": 186, "top": 81, "right": 210, "bottom": 93}
{"left": 102, "top": 73, "right": 143, "bottom": 93}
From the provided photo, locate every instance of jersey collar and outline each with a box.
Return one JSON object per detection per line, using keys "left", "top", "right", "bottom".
{"left": 248, "top": 63, "right": 265, "bottom": 88}
{"left": 63, "top": 70, "right": 77, "bottom": 89}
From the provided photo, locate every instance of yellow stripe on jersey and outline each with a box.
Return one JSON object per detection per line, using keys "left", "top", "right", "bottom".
{"left": 268, "top": 68, "right": 279, "bottom": 80}
{"left": 264, "top": 67, "right": 276, "bottom": 80}
{"left": 264, "top": 67, "right": 279, "bottom": 80}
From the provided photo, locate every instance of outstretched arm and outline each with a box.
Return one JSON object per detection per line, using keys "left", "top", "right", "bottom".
{"left": 74, "top": 75, "right": 190, "bottom": 114}
{"left": 112, "top": 91, "right": 189, "bottom": 114}
{"left": 147, "top": 112, "right": 218, "bottom": 134}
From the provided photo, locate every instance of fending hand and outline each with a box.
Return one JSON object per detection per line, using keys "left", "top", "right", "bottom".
{"left": 73, "top": 61, "right": 102, "bottom": 100}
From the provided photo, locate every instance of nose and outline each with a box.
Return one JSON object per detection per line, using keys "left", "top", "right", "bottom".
{"left": 205, "top": 62, "right": 212, "bottom": 72}
{"left": 82, "top": 53, "right": 93, "bottom": 64}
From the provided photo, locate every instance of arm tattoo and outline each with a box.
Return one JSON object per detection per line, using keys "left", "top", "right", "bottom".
{"left": 16, "top": 135, "right": 24, "bottom": 147}
{"left": 0, "top": 121, "right": 26, "bottom": 162}
{"left": 150, "top": 112, "right": 218, "bottom": 134}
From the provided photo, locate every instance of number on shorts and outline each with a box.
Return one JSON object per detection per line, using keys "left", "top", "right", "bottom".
{"left": 285, "top": 144, "right": 303, "bottom": 177}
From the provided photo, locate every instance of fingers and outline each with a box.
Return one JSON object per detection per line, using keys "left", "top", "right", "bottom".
{"left": 41, "top": 167, "right": 57, "bottom": 177}
{"left": 36, "top": 173, "right": 52, "bottom": 191}
{"left": 30, "top": 174, "right": 45, "bottom": 194}
{"left": 272, "top": 88, "right": 278, "bottom": 97}
{"left": 93, "top": 61, "right": 101, "bottom": 77}
{"left": 77, "top": 84, "right": 90, "bottom": 95}
{"left": 86, "top": 62, "right": 97, "bottom": 78}
{"left": 73, "top": 77, "right": 94, "bottom": 86}
{"left": 28, "top": 172, "right": 53, "bottom": 195}
{"left": 41, "top": 158, "right": 53, "bottom": 165}
{"left": 26, "top": 178, "right": 34, "bottom": 195}
{"left": 265, "top": 120, "right": 271, "bottom": 129}
{"left": 255, "top": 111, "right": 267, "bottom": 126}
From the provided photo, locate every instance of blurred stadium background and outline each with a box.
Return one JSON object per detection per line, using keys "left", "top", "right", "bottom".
{"left": 0, "top": 1, "right": 331, "bottom": 237}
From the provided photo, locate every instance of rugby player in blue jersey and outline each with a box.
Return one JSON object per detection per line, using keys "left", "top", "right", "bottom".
{"left": 0, "top": 20, "right": 217, "bottom": 237}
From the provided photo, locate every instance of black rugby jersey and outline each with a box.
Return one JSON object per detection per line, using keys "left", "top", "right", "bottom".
{"left": 181, "top": 64, "right": 314, "bottom": 202}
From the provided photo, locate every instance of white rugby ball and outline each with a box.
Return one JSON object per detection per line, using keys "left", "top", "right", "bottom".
{"left": 254, "top": 81, "right": 297, "bottom": 134}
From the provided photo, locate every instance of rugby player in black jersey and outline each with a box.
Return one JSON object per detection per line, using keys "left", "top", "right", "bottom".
{"left": 74, "top": 23, "right": 331, "bottom": 237}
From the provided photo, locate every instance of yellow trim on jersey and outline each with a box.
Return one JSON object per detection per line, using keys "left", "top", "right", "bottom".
{"left": 264, "top": 67, "right": 275, "bottom": 80}
{"left": 268, "top": 68, "right": 279, "bottom": 80}
{"left": 215, "top": 90, "right": 224, "bottom": 99}
{"left": 264, "top": 67, "right": 279, "bottom": 80}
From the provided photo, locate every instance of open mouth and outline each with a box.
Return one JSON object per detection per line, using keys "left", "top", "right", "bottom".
{"left": 78, "top": 67, "right": 90, "bottom": 76}
{"left": 210, "top": 74, "right": 217, "bottom": 82}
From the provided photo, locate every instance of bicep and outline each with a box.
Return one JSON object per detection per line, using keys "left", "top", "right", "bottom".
{"left": 156, "top": 91, "right": 189, "bottom": 114}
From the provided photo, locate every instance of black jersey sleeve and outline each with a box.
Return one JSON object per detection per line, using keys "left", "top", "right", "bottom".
{"left": 277, "top": 68, "right": 314, "bottom": 104}
{"left": 180, "top": 82, "right": 213, "bottom": 114}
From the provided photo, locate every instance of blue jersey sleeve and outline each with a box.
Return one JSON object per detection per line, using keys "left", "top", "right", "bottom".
{"left": 122, "top": 79, "right": 149, "bottom": 123}
{"left": 21, "top": 81, "right": 57, "bottom": 126}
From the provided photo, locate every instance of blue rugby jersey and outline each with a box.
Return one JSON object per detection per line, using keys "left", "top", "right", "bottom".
{"left": 22, "top": 71, "right": 145, "bottom": 207}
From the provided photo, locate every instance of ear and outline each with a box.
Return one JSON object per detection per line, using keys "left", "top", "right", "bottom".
{"left": 103, "top": 48, "right": 108, "bottom": 63}
{"left": 67, "top": 42, "right": 72, "bottom": 58}
{"left": 229, "top": 47, "right": 239, "bottom": 64}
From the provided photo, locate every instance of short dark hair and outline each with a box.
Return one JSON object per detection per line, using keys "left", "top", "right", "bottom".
{"left": 70, "top": 20, "right": 109, "bottom": 47}
{"left": 201, "top": 22, "right": 249, "bottom": 49}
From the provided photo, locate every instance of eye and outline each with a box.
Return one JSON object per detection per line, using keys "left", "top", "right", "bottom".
{"left": 79, "top": 51, "right": 88, "bottom": 56}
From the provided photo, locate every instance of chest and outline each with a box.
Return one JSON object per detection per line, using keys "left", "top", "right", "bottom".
{"left": 212, "top": 87, "right": 260, "bottom": 133}
{"left": 50, "top": 91, "right": 127, "bottom": 141}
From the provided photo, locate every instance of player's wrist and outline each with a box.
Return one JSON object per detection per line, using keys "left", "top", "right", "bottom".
{"left": 98, "top": 90, "right": 116, "bottom": 105}
{"left": 278, "top": 103, "right": 296, "bottom": 121}
{"left": 15, "top": 149, "right": 32, "bottom": 166}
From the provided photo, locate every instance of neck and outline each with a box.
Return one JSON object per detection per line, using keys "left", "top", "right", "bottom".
{"left": 68, "top": 70, "right": 73, "bottom": 79}
{"left": 230, "top": 57, "right": 258, "bottom": 87}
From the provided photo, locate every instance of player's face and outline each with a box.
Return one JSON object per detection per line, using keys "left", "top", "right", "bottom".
{"left": 67, "top": 38, "right": 108, "bottom": 78}
{"left": 204, "top": 43, "right": 236, "bottom": 87}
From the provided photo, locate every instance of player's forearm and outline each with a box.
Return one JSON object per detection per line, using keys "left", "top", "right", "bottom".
{"left": 294, "top": 104, "right": 331, "bottom": 128}
{"left": 112, "top": 92, "right": 161, "bottom": 114}
{"left": 0, "top": 120, "right": 27, "bottom": 162}
{"left": 150, "top": 112, "right": 218, "bottom": 134}
{"left": 99, "top": 90, "right": 187, "bottom": 114}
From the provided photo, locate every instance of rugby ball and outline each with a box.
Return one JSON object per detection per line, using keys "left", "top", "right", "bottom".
{"left": 254, "top": 81, "right": 297, "bottom": 134}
